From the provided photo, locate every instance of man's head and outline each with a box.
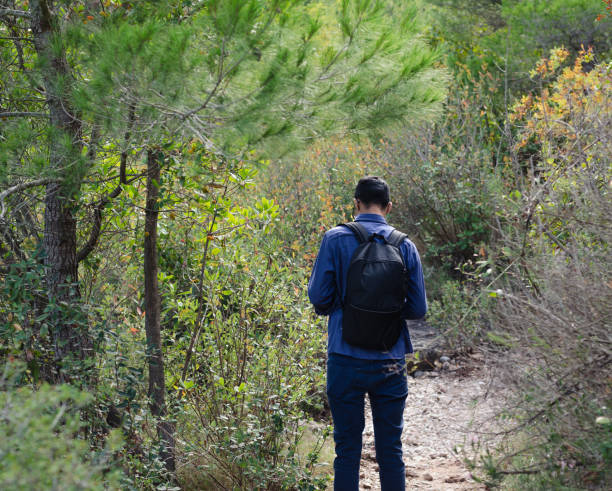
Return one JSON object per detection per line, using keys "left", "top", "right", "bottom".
{"left": 354, "top": 176, "right": 392, "bottom": 216}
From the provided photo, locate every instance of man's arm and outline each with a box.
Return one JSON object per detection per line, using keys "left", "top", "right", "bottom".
{"left": 308, "top": 233, "right": 338, "bottom": 316}
{"left": 401, "top": 241, "right": 427, "bottom": 319}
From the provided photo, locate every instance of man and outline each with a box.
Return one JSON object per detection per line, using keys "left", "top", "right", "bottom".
{"left": 308, "top": 176, "right": 427, "bottom": 490}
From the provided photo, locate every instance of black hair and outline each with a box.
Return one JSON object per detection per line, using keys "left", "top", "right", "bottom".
{"left": 354, "top": 176, "right": 390, "bottom": 208}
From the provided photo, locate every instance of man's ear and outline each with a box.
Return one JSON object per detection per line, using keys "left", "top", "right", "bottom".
{"left": 386, "top": 202, "right": 393, "bottom": 214}
{"left": 354, "top": 198, "right": 360, "bottom": 212}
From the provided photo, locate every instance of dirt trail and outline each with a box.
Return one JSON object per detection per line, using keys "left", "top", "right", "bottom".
{"left": 357, "top": 323, "right": 506, "bottom": 490}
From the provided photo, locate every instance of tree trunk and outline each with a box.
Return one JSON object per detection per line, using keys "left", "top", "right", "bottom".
{"left": 144, "top": 149, "right": 175, "bottom": 472}
{"left": 30, "top": 0, "right": 91, "bottom": 382}
{"left": 43, "top": 182, "right": 91, "bottom": 378}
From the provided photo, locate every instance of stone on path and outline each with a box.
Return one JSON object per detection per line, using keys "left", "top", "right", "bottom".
{"left": 445, "top": 475, "right": 467, "bottom": 483}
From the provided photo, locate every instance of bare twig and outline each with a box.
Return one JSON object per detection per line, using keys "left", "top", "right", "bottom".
{"left": 0, "top": 111, "right": 46, "bottom": 118}
{"left": 0, "top": 177, "right": 56, "bottom": 219}
{"left": 495, "top": 290, "right": 568, "bottom": 327}
{"left": 0, "top": 8, "right": 30, "bottom": 19}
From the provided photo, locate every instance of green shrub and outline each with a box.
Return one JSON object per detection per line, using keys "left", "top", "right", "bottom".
{"left": 0, "top": 363, "right": 124, "bottom": 490}
{"left": 144, "top": 189, "right": 331, "bottom": 489}
{"left": 426, "top": 278, "right": 491, "bottom": 349}
{"left": 382, "top": 83, "right": 502, "bottom": 277}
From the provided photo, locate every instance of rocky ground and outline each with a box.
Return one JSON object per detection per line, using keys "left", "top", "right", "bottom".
{"left": 357, "top": 322, "right": 508, "bottom": 490}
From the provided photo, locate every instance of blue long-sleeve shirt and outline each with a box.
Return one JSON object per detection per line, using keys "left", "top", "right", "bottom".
{"left": 308, "top": 213, "right": 427, "bottom": 360}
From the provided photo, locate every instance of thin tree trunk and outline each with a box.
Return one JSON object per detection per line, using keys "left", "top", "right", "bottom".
{"left": 144, "top": 149, "right": 175, "bottom": 472}
{"left": 30, "top": 0, "right": 91, "bottom": 382}
{"left": 43, "top": 183, "right": 86, "bottom": 372}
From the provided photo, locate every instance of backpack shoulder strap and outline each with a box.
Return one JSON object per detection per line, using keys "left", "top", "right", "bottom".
{"left": 339, "top": 221, "right": 369, "bottom": 244}
{"left": 386, "top": 229, "right": 407, "bottom": 248}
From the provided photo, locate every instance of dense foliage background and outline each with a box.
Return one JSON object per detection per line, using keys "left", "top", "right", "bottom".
{"left": 1, "top": 0, "right": 610, "bottom": 489}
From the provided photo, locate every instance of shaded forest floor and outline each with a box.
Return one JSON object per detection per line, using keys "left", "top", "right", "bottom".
{"left": 356, "top": 325, "right": 508, "bottom": 490}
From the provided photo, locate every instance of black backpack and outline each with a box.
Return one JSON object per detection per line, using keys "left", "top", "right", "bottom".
{"left": 340, "top": 222, "right": 408, "bottom": 351}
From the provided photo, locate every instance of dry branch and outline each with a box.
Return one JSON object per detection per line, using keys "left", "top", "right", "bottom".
{"left": 0, "top": 177, "right": 57, "bottom": 219}
{"left": 0, "top": 111, "right": 46, "bottom": 118}
{"left": 0, "top": 8, "right": 30, "bottom": 19}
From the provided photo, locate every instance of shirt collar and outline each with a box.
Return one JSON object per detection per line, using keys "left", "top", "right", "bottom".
{"left": 355, "top": 213, "right": 387, "bottom": 224}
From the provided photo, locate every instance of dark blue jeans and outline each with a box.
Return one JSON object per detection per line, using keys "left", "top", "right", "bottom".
{"left": 326, "top": 353, "right": 408, "bottom": 491}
